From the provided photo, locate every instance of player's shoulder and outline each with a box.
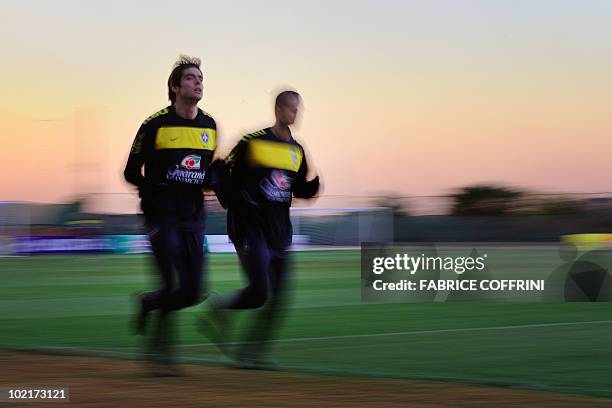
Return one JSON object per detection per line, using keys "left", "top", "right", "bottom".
{"left": 289, "top": 135, "right": 306, "bottom": 152}
{"left": 198, "top": 108, "right": 217, "bottom": 127}
{"left": 290, "top": 135, "right": 304, "bottom": 147}
{"left": 240, "top": 128, "right": 268, "bottom": 144}
{"left": 141, "top": 106, "right": 171, "bottom": 127}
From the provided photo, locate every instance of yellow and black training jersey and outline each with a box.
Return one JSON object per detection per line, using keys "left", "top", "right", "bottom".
{"left": 124, "top": 105, "right": 216, "bottom": 228}
{"left": 225, "top": 128, "right": 319, "bottom": 249}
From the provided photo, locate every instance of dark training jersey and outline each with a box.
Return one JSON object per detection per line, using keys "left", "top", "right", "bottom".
{"left": 124, "top": 106, "right": 217, "bottom": 229}
{"left": 226, "top": 128, "right": 319, "bottom": 249}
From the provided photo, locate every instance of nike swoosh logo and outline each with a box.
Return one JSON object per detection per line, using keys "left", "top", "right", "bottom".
{"left": 170, "top": 137, "right": 178, "bottom": 141}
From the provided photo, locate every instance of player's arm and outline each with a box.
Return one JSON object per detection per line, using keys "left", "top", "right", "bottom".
{"left": 225, "top": 134, "right": 253, "bottom": 186}
{"left": 226, "top": 135, "right": 249, "bottom": 176}
{"left": 123, "top": 124, "right": 150, "bottom": 193}
{"left": 207, "top": 159, "right": 230, "bottom": 208}
{"left": 293, "top": 150, "right": 320, "bottom": 199}
{"left": 213, "top": 135, "right": 252, "bottom": 208}
{"left": 206, "top": 136, "right": 249, "bottom": 209}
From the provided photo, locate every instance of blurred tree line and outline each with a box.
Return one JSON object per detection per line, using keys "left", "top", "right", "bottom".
{"left": 374, "top": 184, "right": 593, "bottom": 217}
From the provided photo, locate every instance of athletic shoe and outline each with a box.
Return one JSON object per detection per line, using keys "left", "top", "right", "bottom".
{"left": 131, "top": 291, "right": 148, "bottom": 336}
{"left": 231, "top": 354, "right": 280, "bottom": 371}
{"left": 147, "top": 362, "right": 184, "bottom": 377}
{"left": 196, "top": 294, "right": 230, "bottom": 355}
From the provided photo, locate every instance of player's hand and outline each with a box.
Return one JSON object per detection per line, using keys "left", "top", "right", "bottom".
{"left": 294, "top": 175, "right": 320, "bottom": 199}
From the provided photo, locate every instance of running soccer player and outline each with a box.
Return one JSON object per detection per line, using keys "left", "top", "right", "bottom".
{"left": 198, "top": 90, "right": 320, "bottom": 368}
{"left": 124, "top": 55, "right": 217, "bottom": 375}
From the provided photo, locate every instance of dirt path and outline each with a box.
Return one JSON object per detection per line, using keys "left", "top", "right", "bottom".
{"left": 0, "top": 352, "right": 609, "bottom": 407}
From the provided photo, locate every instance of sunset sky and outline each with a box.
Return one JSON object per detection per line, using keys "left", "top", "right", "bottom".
{"left": 1, "top": 0, "right": 611, "bottom": 205}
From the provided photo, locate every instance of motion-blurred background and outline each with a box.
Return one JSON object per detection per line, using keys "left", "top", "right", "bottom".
{"left": 1, "top": 0, "right": 612, "bottom": 404}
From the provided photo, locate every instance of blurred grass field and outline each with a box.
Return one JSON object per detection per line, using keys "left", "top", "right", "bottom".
{"left": 1, "top": 250, "right": 611, "bottom": 398}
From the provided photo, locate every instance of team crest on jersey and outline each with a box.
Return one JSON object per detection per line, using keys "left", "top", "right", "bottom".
{"left": 290, "top": 148, "right": 299, "bottom": 165}
{"left": 180, "top": 154, "right": 201, "bottom": 170}
{"left": 201, "top": 131, "right": 209, "bottom": 143}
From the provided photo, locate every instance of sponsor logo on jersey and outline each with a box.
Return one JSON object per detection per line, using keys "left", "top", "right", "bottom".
{"left": 180, "top": 154, "right": 201, "bottom": 170}
{"left": 167, "top": 165, "right": 205, "bottom": 185}
{"left": 260, "top": 170, "right": 292, "bottom": 202}
{"left": 202, "top": 131, "right": 209, "bottom": 143}
{"left": 270, "top": 170, "right": 290, "bottom": 190}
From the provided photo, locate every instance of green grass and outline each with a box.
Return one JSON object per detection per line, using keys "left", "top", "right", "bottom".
{"left": 1, "top": 251, "right": 611, "bottom": 397}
